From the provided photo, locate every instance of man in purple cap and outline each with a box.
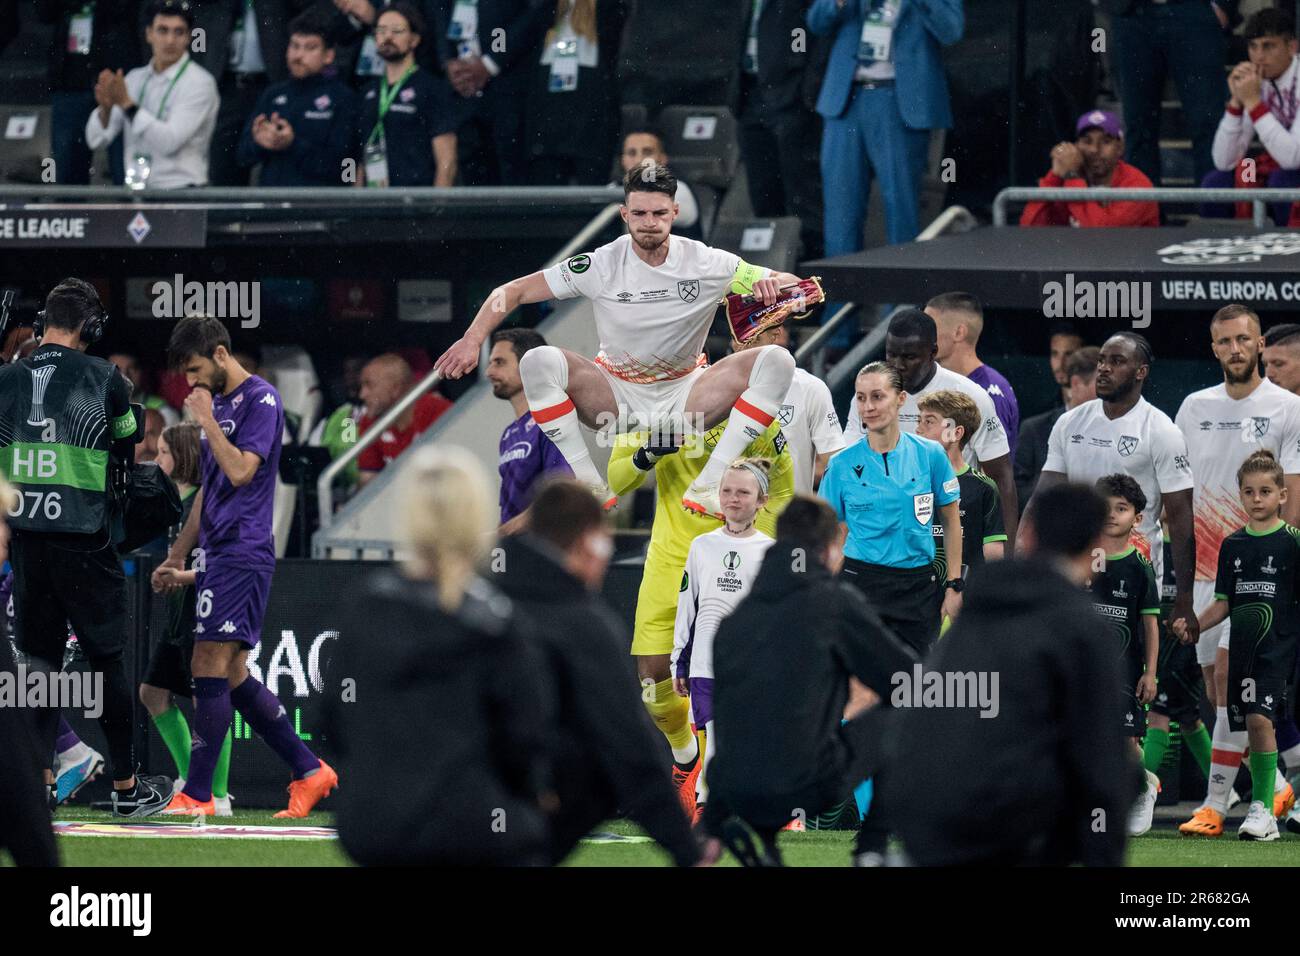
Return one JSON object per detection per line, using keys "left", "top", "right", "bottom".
{"left": 1020, "top": 110, "right": 1160, "bottom": 228}
{"left": 486, "top": 327, "right": 572, "bottom": 534}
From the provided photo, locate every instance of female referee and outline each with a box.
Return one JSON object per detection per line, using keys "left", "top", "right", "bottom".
{"left": 819, "top": 361, "right": 964, "bottom": 657}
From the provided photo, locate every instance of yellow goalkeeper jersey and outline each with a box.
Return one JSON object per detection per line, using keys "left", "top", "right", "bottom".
{"left": 608, "top": 422, "right": 795, "bottom": 569}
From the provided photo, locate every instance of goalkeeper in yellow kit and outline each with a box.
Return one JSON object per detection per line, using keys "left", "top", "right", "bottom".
{"left": 610, "top": 420, "right": 794, "bottom": 811}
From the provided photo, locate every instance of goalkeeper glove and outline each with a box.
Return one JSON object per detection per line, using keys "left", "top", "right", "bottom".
{"left": 632, "top": 443, "right": 681, "bottom": 471}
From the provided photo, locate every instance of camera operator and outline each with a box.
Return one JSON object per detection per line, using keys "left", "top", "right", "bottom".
{"left": 0, "top": 278, "right": 171, "bottom": 817}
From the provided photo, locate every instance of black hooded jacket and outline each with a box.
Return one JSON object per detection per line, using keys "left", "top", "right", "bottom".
{"left": 886, "top": 557, "right": 1140, "bottom": 866}
{"left": 495, "top": 535, "right": 700, "bottom": 867}
{"left": 707, "top": 542, "right": 917, "bottom": 806}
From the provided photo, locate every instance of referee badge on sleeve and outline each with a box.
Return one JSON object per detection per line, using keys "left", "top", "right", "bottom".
{"left": 913, "top": 493, "right": 934, "bottom": 525}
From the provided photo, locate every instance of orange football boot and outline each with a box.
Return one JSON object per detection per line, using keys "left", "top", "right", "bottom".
{"left": 671, "top": 759, "right": 702, "bottom": 817}
{"left": 1178, "top": 805, "right": 1224, "bottom": 837}
{"left": 160, "top": 791, "right": 215, "bottom": 816}
{"left": 274, "top": 760, "right": 339, "bottom": 818}
{"left": 1274, "top": 780, "right": 1295, "bottom": 818}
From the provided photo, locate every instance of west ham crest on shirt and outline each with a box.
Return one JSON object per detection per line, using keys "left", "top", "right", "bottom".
{"left": 1117, "top": 434, "right": 1139, "bottom": 457}
{"left": 778, "top": 404, "right": 794, "bottom": 427}
{"left": 677, "top": 279, "right": 699, "bottom": 302}
{"left": 1252, "top": 416, "right": 1271, "bottom": 438}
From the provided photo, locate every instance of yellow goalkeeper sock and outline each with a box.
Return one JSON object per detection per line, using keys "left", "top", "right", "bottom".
{"left": 642, "top": 678, "right": 697, "bottom": 763}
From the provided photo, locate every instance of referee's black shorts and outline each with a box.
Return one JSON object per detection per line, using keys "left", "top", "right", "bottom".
{"left": 840, "top": 557, "right": 940, "bottom": 656}
{"left": 9, "top": 530, "right": 127, "bottom": 666}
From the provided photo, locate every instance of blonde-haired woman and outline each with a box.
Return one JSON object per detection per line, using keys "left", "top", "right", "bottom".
{"left": 329, "top": 446, "right": 550, "bottom": 865}
{"left": 527, "top": 0, "right": 630, "bottom": 185}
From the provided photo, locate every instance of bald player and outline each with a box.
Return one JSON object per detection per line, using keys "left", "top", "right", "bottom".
{"left": 927, "top": 292, "right": 1020, "bottom": 460}
{"left": 357, "top": 353, "right": 452, "bottom": 485}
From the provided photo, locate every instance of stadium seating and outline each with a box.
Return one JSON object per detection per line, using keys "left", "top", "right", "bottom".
{"left": 656, "top": 105, "right": 741, "bottom": 193}
{"left": 709, "top": 216, "right": 805, "bottom": 276}
{"left": 0, "top": 103, "right": 49, "bottom": 183}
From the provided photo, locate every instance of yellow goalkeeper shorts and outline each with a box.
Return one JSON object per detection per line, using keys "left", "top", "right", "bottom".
{"left": 630, "top": 556, "right": 684, "bottom": 657}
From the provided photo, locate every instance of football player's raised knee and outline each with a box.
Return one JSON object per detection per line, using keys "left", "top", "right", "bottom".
{"left": 518, "top": 345, "right": 569, "bottom": 407}
{"left": 748, "top": 344, "right": 795, "bottom": 401}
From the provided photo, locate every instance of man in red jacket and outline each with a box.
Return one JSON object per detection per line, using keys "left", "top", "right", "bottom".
{"left": 1020, "top": 110, "right": 1160, "bottom": 228}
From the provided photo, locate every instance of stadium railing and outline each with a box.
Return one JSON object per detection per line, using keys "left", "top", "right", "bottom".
{"left": 313, "top": 198, "right": 626, "bottom": 545}
{"left": 991, "top": 186, "right": 1300, "bottom": 227}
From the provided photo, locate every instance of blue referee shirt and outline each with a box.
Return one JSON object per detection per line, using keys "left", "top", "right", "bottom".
{"left": 819, "top": 431, "right": 960, "bottom": 568}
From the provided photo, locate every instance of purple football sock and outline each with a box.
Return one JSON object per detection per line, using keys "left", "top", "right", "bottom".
{"left": 55, "top": 717, "right": 81, "bottom": 755}
{"left": 185, "top": 677, "right": 233, "bottom": 802}
{"left": 230, "top": 675, "right": 319, "bottom": 779}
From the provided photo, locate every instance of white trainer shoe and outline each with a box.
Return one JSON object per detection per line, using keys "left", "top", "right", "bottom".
{"left": 682, "top": 479, "right": 723, "bottom": 519}
{"left": 1128, "top": 770, "right": 1160, "bottom": 837}
{"left": 1239, "top": 800, "right": 1281, "bottom": 841}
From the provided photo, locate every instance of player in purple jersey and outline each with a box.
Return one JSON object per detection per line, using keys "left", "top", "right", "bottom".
{"left": 486, "top": 328, "right": 573, "bottom": 533}
{"left": 928, "top": 292, "right": 1021, "bottom": 459}
{"left": 153, "top": 316, "right": 337, "bottom": 817}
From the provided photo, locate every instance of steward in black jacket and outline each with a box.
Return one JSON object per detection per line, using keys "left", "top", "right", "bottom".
{"left": 705, "top": 529, "right": 917, "bottom": 845}
{"left": 328, "top": 569, "right": 551, "bottom": 866}
{"left": 495, "top": 533, "right": 701, "bottom": 867}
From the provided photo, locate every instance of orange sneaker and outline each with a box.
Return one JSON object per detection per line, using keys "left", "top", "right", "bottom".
{"left": 671, "top": 758, "right": 701, "bottom": 817}
{"left": 160, "top": 791, "right": 214, "bottom": 816}
{"left": 1178, "top": 805, "right": 1224, "bottom": 838}
{"left": 274, "top": 760, "right": 339, "bottom": 819}
{"left": 1274, "top": 781, "right": 1295, "bottom": 818}
{"left": 782, "top": 817, "right": 806, "bottom": 832}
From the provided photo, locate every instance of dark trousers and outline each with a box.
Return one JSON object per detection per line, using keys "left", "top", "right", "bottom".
{"left": 9, "top": 531, "right": 134, "bottom": 781}
{"left": 0, "top": 635, "right": 58, "bottom": 865}
{"left": 704, "top": 706, "right": 896, "bottom": 856}
{"left": 1108, "top": 0, "right": 1227, "bottom": 186}
{"left": 840, "top": 557, "right": 941, "bottom": 657}
{"left": 1200, "top": 167, "right": 1300, "bottom": 225}
{"left": 738, "top": 77, "right": 825, "bottom": 260}
{"left": 457, "top": 83, "right": 529, "bottom": 185}
{"left": 209, "top": 74, "right": 268, "bottom": 186}
{"left": 52, "top": 90, "right": 124, "bottom": 185}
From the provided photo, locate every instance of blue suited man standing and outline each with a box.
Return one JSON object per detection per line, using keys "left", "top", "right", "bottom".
{"left": 809, "top": 0, "right": 963, "bottom": 252}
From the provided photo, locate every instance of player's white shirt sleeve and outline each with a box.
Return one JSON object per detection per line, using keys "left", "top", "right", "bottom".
{"left": 843, "top": 396, "right": 864, "bottom": 442}
{"left": 676, "top": 180, "right": 700, "bottom": 229}
{"left": 1281, "top": 392, "right": 1300, "bottom": 474}
{"left": 671, "top": 542, "right": 702, "bottom": 674}
{"left": 1150, "top": 412, "right": 1194, "bottom": 494}
{"left": 807, "top": 375, "right": 847, "bottom": 457}
{"left": 541, "top": 245, "right": 611, "bottom": 300}
{"left": 1042, "top": 407, "right": 1071, "bottom": 475}
{"left": 966, "top": 384, "right": 1010, "bottom": 463}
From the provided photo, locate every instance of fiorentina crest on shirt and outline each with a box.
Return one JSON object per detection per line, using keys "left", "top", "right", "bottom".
{"left": 677, "top": 279, "right": 699, "bottom": 302}
{"left": 1117, "top": 435, "right": 1139, "bottom": 457}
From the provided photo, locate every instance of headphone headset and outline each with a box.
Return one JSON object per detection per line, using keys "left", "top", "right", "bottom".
{"left": 32, "top": 287, "right": 109, "bottom": 344}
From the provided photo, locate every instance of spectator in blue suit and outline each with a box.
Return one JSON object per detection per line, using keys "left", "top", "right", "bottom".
{"left": 809, "top": 0, "right": 962, "bottom": 252}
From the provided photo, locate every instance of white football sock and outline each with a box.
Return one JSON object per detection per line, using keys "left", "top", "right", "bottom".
{"left": 695, "top": 346, "right": 794, "bottom": 488}
{"left": 697, "top": 720, "right": 715, "bottom": 804}
{"left": 519, "top": 345, "right": 603, "bottom": 488}
{"left": 1205, "top": 707, "right": 1246, "bottom": 813}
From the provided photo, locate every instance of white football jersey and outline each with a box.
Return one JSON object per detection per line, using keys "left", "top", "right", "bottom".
{"left": 1044, "top": 396, "right": 1193, "bottom": 570}
{"left": 672, "top": 527, "right": 774, "bottom": 681}
{"left": 542, "top": 234, "right": 767, "bottom": 384}
{"left": 1175, "top": 378, "right": 1300, "bottom": 581}
{"left": 779, "top": 368, "right": 846, "bottom": 494}
{"left": 843, "top": 363, "right": 1010, "bottom": 467}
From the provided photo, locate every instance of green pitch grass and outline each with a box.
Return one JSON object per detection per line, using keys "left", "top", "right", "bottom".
{"left": 6, "top": 807, "right": 1300, "bottom": 867}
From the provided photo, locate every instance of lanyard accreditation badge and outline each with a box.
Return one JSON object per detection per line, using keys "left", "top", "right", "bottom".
{"left": 135, "top": 55, "right": 191, "bottom": 121}
{"left": 858, "top": 0, "right": 898, "bottom": 65}
{"left": 365, "top": 64, "right": 416, "bottom": 187}
{"left": 68, "top": 3, "right": 94, "bottom": 55}
{"left": 548, "top": 37, "right": 579, "bottom": 92}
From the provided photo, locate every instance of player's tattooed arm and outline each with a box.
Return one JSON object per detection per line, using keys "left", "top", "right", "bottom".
{"left": 434, "top": 272, "right": 555, "bottom": 379}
